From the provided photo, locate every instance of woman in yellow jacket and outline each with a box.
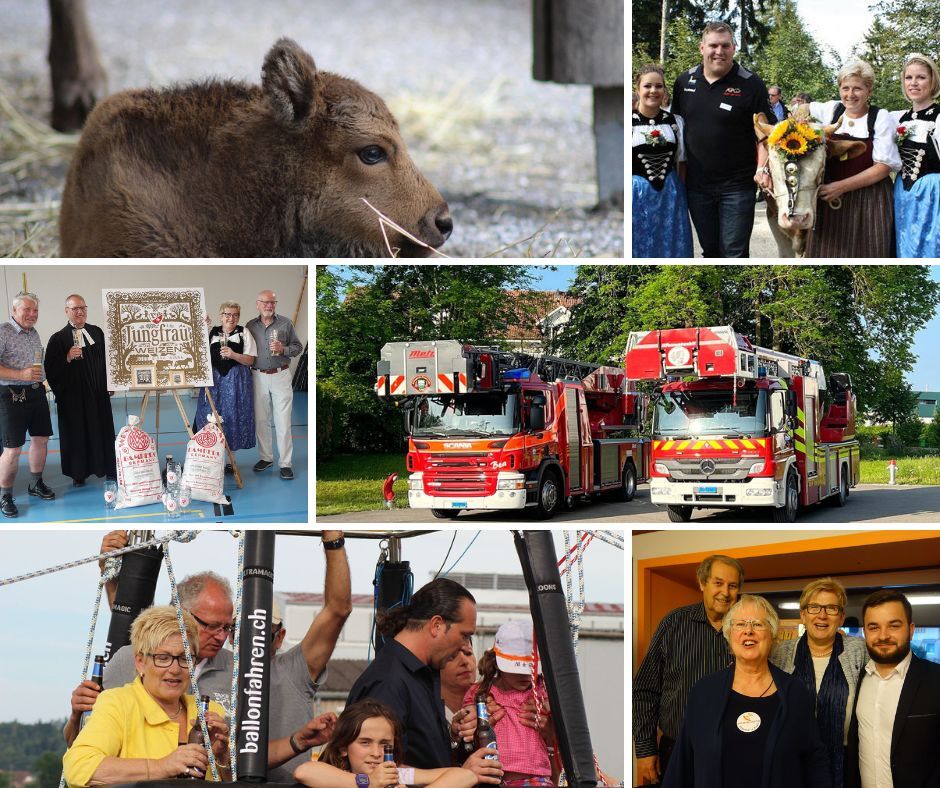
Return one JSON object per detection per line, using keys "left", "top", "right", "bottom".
{"left": 64, "top": 606, "right": 231, "bottom": 786}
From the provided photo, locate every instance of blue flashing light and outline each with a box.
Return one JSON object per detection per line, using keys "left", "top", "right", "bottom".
{"left": 502, "top": 368, "right": 531, "bottom": 380}
{"left": 758, "top": 366, "right": 767, "bottom": 378}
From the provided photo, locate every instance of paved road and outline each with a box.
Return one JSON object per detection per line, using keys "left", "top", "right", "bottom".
{"left": 317, "top": 484, "right": 940, "bottom": 524}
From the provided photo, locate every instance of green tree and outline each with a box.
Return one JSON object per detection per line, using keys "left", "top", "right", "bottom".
{"left": 663, "top": 15, "right": 704, "bottom": 89}
{"left": 32, "top": 752, "right": 62, "bottom": 788}
{"left": 0, "top": 772, "right": 13, "bottom": 788}
{"left": 316, "top": 265, "right": 544, "bottom": 456}
{"left": 710, "top": 0, "right": 781, "bottom": 56}
{"left": 924, "top": 408, "right": 940, "bottom": 448}
{"left": 556, "top": 265, "right": 939, "bottom": 414}
{"left": 754, "top": 0, "right": 834, "bottom": 104}
{"left": 867, "top": 364, "right": 920, "bottom": 433}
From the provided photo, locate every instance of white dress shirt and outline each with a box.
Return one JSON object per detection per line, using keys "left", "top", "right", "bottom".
{"left": 856, "top": 649, "right": 913, "bottom": 788}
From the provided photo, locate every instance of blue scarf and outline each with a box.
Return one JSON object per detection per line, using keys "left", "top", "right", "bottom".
{"left": 793, "top": 632, "right": 847, "bottom": 788}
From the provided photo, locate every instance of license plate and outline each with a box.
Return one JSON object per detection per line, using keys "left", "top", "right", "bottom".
{"left": 696, "top": 486, "right": 718, "bottom": 494}
{"left": 451, "top": 502, "right": 468, "bottom": 508}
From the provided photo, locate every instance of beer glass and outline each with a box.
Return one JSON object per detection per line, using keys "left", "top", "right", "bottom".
{"left": 269, "top": 328, "right": 279, "bottom": 355}
{"left": 103, "top": 481, "right": 117, "bottom": 510}
{"left": 73, "top": 329, "right": 83, "bottom": 359}
{"left": 32, "top": 349, "right": 43, "bottom": 380}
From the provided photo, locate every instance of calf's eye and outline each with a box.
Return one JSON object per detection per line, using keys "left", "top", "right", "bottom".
{"left": 358, "top": 145, "right": 388, "bottom": 165}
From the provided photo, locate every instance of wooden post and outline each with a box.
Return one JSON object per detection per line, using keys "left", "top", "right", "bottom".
{"left": 203, "top": 388, "right": 244, "bottom": 489}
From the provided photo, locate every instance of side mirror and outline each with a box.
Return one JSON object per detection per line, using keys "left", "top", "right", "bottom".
{"left": 529, "top": 405, "right": 546, "bottom": 432}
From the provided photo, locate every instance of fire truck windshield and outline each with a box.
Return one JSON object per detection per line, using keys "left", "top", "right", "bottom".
{"left": 654, "top": 389, "right": 768, "bottom": 438}
{"left": 411, "top": 393, "right": 519, "bottom": 437}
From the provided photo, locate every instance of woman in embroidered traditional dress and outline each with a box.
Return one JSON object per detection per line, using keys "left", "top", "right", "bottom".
{"left": 892, "top": 54, "right": 940, "bottom": 257}
{"left": 805, "top": 60, "right": 901, "bottom": 257}
{"left": 770, "top": 578, "right": 867, "bottom": 788}
{"left": 632, "top": 64, "right": 693, "bottom": 257}
{"left": 193, "top": 301, "right": 256, "bottom": 472}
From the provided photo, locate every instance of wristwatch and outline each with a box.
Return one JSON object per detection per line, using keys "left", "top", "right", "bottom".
{"left": 354, "top": 774, "right": 370, "bottom": 787}
{"left": 322, "top": 536, "right": 345, "bottom": 551}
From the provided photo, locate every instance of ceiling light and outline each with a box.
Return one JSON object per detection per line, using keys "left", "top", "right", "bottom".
{"left": 908, "top": 595, "right": 940, "bottom": 605}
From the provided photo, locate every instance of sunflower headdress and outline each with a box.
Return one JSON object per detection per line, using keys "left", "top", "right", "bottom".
{"left": 767, "top": 118, "right": 824, "bottom": 160}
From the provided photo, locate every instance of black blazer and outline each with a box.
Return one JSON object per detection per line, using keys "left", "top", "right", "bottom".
{"left": 662, "top": 663, "right": 830, "bottom": 788}
{"left": 845, "top": 654, "right": 940, "bottom": 788}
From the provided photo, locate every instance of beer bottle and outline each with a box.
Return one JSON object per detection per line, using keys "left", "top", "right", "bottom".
{"left": 79, "top": 655, "right": 105, "bottom": 729}
{"left": 474, "top": 692, "right": 498, "bottom": 761}
{"left": 384, "top": 743, "right": 395, "bottom": 762}
{"left": 162, "top": 455, "right": 173, "bottom": 487}
{"left": 188, "top": 695, "right": 211, "bottom": 744}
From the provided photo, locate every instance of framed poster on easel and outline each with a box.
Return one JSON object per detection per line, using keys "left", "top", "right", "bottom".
{"left": 102, "top": 287, "right": 213, "bottom": 391}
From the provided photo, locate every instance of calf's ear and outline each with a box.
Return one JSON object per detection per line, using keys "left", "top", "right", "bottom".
{"left": 262, "top": 38, "right": 318, "bottom": 124}
{"left": 826, "top": 139, "right": 867, "bottom": 161}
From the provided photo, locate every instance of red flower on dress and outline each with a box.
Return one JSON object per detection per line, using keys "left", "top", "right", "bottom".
{"left": 895, "top": 125, "right": 912, "bottom": 145}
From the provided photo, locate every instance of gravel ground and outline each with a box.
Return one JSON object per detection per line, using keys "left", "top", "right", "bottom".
{"left": 0, "top": 0, "right": 623, "bottom": 258}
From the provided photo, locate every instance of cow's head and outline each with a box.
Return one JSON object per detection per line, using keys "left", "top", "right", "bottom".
{"left": 754, "top": 112, "right": 865, "bottom": 233}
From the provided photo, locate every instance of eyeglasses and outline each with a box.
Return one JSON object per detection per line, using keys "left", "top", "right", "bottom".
{"left": 731, "top": 619, "right": 768, "bottom": 632}
{"left": 67, "top": 306, "right": 88, "bottom": 312}
{"left": 191, "top": 612, "right": 234, "bottom": 634}
{"left": 221, "top": 312, "right": 240, "bottom": 318}
{"left": 257, "top": 300, "right": 277, "bottom": 306}
{"left": 803, "top": 603, "right": 843, "bottom": 615}
{"left": 148, "top": 653, "right": 190, "bottom": 668}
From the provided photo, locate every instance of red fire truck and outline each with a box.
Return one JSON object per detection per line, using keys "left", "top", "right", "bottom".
{"left": 376, "top": 340, "right": 649, "bottom": 519}
{"left": 625, "top": 326, "right": 860, "bottom": 523}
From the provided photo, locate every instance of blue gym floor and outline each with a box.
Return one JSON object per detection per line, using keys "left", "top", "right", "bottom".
{"left": 3, "top": 391, "right": 308, "bottom": 523}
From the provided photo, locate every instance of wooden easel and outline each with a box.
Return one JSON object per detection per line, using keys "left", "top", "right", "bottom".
{"left": 138, "top": 387, "right": 244, "bottom": 489}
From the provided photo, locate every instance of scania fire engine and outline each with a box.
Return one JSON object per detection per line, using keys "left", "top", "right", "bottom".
{"left": 625, "top": 326, "right": 860, "bottom": 523}
{"left": 376, "top": 340, "right": 649, "bottom": 519}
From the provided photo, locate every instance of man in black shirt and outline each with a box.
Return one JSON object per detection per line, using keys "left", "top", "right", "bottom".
{"left": 671, "top": 21, "right": 774, "bottom": 257}
{"left": 346, "top": 577, "right": 502, "bottom": 784}
{"left": 633, "top": 554, "right": 743, "bottom": 784}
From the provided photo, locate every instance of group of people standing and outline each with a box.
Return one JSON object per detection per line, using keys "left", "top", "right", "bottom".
{"left": 0, "top": 287, "right": 302, "bottom": 518}
{"left": 632, "top": 21, "right": 940, "bottom": 258}
{"left": 633, "top": 554, "right": 940, "bottom": 787}
{"left": 61, "top": 530, "right": 585, "bottom": 787}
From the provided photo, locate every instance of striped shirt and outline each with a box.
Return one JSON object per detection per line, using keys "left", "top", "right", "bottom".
{"left": 0, "top": 318, "right": 45, "bottom": 385}
{"left": 633, "top": 601, "right": 733, "bottom": 757}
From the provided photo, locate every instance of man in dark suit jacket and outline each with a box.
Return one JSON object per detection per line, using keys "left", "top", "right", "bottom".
{"left": 845, "top": 588, "right": 940, "bottom": 788}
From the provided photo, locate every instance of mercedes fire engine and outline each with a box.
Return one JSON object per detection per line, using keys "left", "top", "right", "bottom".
{"left": 376, "top": 340, "right": 649, "bottom": 519}
{"left": 625, "top": 326, "right": 860, "bottom": 523}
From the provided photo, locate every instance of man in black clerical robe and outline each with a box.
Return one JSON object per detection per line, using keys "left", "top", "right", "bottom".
{"left": 44, "top": 294, "right": 116, "bottom": 485}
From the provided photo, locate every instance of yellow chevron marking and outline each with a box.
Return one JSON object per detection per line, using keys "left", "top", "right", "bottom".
{"left": 725, "top": 440, "right": 738, "bottom": 449}
{"left": 653, "top": 440, "right": 661, "bottom": 449}
{"left": 796, "top": 427, "right": 806, "bottom": 438}
{"left": 707, "top": 440, "right": 721, "bottom": 450}
{"left": 677, "top": 440, "right": 691, "bottom": 450}
{"left": 795, "top": 441, "right": 806, "bottom": 453}
{"left": 693, "top": 441, "right": 706, "bottom": 450}
{"left": 740, "top": 439, "right": 755, "bottom": 449}
{"left": 663, "top": 440, "right": 675, "bottom": 450}
{"left": 797, "top": 407, "right": 805, "bottom": 421}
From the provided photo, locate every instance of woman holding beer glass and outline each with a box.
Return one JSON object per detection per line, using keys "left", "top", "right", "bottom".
{"left": 194, "top": 300, "right": 256, "bottom": 472}
{"left": 63, "top": 606, "right": 231, "bottom": 785}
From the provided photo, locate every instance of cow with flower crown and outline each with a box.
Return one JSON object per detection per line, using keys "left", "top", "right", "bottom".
{"left": 753, "top": 106, "right": 866, "bottom": 256}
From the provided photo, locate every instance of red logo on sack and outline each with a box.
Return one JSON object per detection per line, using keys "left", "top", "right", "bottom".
{"left": 127, "top": 429, "right": 151, "bottom": 451}
{"left": 195, "top": 431, "right": 217, "bottom": 448}
{"left": 152, "top": 313, "right": 163, "bottom": 324}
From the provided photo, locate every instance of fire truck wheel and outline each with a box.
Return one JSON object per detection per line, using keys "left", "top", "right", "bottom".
{"left": 533, "top": 469, "right": 561, "bottom": 519}
{"left": 617, "top": 462, "right": 637, "bottom": 502}
{"left": 666, "top": 505, "right": 692, "bottom": 522}
{"left": 834, "top": 469, "right": 849, "bottom": 507}
{"left": 773, "top": 471, "right": 799, "bottom": 523}
{"left": 431, "top": 509, "right": 461, "bottom": 519}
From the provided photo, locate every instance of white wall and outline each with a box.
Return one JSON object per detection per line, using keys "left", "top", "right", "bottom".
{"left": 0, "top": 263, "right": 309, "bottom": 359}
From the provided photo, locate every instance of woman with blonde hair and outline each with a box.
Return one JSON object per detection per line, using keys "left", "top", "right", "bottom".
{"left": 892, "top": 53, "right": 940, "bottom": 257}
{"left": 64, "top": 605, "right": 231, "bottom": 785}
{"left": 805, "top": 59, "right": 902, "bottom": 257}
{"left": 632, "top": 63, "right": 693, "bottom": 257}
{"left": 771, "top": 578, "right": 866, "bottom": 788}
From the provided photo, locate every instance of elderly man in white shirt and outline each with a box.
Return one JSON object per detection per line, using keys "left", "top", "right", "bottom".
{"left": 845, "top": 589, "right": 940, "bottom": 788}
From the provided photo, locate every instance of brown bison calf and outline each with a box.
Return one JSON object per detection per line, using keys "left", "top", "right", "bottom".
{"left": 59, "top": 38, "right": 452, "bottom": 257}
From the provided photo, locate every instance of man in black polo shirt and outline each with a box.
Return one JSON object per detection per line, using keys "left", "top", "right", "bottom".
{"left": 671, "top": 21, "right": 774, "bottom": 257}
{"left": 633, "top": 554, "right": 743, "bottom": 784}
{"left": 346, "top": 577, "right": 502, "bottom": 783}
